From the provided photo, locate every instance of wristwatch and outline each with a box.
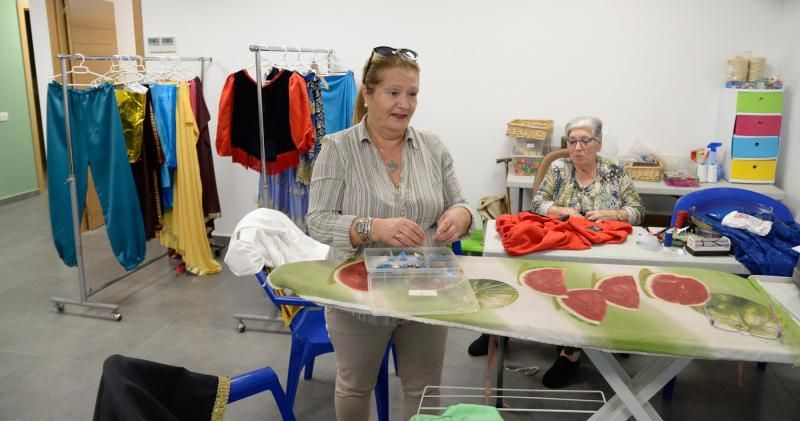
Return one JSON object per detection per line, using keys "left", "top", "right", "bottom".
{"left": 355, "top": 217, "right": 373, "bottom": 242}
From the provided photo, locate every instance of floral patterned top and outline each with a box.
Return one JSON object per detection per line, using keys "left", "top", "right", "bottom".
{"left": 532, "top": 156, "right": 645, "bottom": 225}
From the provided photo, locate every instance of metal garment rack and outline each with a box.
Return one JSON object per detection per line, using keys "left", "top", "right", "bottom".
{"left": 49, "top": 53, "right": 212, "bottom": 321}
{"left": 233, "top": 45, "right": 333, "bottom": 332}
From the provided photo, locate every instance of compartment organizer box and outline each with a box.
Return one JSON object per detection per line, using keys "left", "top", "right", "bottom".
{"left": 716, "top": 88, "right": 784, "bottom": 183}
{"left": 363, "top": 247, "right": 479, "bottom": 316}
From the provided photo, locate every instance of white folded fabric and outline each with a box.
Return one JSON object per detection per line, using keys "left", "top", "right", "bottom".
{"left": 224, "top": 208, "right": 331, "bottom": 276}
{"left": 722, "top": 211, "right": 772, "bottom": 236}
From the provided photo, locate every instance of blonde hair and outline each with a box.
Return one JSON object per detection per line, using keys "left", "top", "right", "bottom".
{"left": 353, "top": 52, "right": 420, "bottom": 124}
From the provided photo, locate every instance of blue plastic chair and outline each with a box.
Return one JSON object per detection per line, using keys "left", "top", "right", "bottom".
{"left": 670, "top": 187, "right": 792, "bottom": 226}
{"left": 229, "top": 366, "right": 296, "bottom": 421}
{"left": 256, "top": 270, "right": 393, "bottom": 420}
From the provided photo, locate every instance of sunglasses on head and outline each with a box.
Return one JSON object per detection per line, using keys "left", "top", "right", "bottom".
{"left": 362, "top": 46, "right": 419, "bottom": 84}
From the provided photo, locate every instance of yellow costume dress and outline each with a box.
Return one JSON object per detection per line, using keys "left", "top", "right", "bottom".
{"left": 158, "top": 82, "right": 221, "bottom": 275}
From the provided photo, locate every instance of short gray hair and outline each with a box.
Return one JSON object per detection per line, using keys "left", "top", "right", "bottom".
{"left": 565, "top": 116, "right": 603, "bottom": 140}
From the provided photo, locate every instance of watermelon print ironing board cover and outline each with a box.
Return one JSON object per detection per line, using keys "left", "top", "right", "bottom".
{"left": 268, "top": 256, "right": 800, "bottom": 364}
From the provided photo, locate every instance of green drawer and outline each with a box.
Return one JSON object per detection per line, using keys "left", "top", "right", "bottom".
{"left": 736, "top": 91, "right": 783, "bottom": 113}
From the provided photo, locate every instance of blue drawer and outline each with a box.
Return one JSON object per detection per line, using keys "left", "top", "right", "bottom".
{"left": 731, "top": 136, "right": 779, "bottom": 158}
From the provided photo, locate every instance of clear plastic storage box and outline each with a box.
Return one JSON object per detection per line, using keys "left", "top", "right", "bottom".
{"left": 363, "top": 247, "right": 479, "bottom": 316}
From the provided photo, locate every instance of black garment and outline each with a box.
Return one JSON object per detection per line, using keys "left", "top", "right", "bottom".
{"left": 189, "top": 77, "right": 221, "bottom": 220}
{"left": 93, "top": 354, "right": 228, "bottom": 421}
{"left": 130, "top": 91, "right": 165, "bottom": 240}
{"left": 230, "top": 69, "right": 298, "bottom": 173}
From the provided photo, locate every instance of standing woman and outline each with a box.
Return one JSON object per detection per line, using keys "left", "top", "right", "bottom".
{"left": 307, "top": 47, "right": 476, "bottom": 420}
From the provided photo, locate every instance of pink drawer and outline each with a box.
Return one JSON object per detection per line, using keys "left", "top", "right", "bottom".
{"left": 734, "top": 115, "right": 782, "bottom": 136}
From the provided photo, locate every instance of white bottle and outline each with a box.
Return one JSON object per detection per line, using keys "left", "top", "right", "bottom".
{"left": 707, "top": 164, "right": 718, "bottom": 183}
{"left": 697, "top": 164, "right": 708, "bottom": 182}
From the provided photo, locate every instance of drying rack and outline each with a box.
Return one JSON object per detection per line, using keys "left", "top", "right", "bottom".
{"left": 417, "top": 386, "right": 607, "bottom": 417}
{"left": 233, "top": 44, "right": 335, "bottom": 332}
{"left": 49, "top": 53, "right": 212, "bottom": 321}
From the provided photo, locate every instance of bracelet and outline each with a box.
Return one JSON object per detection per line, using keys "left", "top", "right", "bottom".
{"left": 617, "top": 209, "right": 625, "bottom": 222}
{"left": 355, "top": 217, "right": 373, "bottom": 242}
{"left": 365, "top": 217, "right": 373, "bottom": 241}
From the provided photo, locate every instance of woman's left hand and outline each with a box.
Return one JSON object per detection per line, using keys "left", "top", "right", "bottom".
{"left": 585, "top": 209, "right": 622, "bottom": 222}
{"left": 432, "top": 207, "right": 472, "bottom": 243}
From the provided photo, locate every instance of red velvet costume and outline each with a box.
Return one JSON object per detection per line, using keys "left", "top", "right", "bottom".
{"left": 216, "top": 69, "right": 314, "bottom": 175}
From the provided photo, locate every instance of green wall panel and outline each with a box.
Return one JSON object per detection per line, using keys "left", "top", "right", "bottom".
{"left": 0, "top": 1, "right": 38, "bottom": 201}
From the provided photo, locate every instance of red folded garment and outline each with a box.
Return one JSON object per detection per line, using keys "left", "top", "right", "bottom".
{"left": 495, "top": 212, "right": 633, "bottom": 256}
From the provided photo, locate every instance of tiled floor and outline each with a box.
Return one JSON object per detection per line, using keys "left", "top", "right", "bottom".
{"left": 1, "top": 194, "right": 799, "bottom": 420}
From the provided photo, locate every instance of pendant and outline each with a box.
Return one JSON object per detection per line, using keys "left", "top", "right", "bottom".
{"left": 385, "top": 161, "right": 398, "bottom": 173}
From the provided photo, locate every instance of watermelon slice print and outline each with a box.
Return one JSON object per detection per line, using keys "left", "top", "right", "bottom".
{"left": 595, "top": 275, "right": 639, "bottom": 310}
{"left": 519, "top": 267, "right": 568, "bottom": 297}
{"left": 639, "top": 268, "right": 710, "bottom": 306}
{"left": 469, "top": 278, "right": 519, "bottom": 310}
{"left": 557, "top": 288, "right": 607, "bottom": 326}
{"left": 332, "top": 260, "right": 369, "bottom": 292}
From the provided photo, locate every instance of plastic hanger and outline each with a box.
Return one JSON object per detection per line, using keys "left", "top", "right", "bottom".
{"left": 292, "top": 49, "right": 314, "bottom": 75}
{"left": 50, "top": 53, "right": 114, "bottom": 87}
{"left": 104, "top": 55, "right": 146, "bottom": 87}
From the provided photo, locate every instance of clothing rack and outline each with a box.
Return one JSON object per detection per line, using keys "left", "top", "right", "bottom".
{"left": 232, "top": 45, "right": 334, "bottom": 331}
{"left": 49, "top": 53, "right": 212, "bottom": 321}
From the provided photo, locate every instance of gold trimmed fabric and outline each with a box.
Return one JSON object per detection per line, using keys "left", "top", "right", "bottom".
{"left": 211, "top": 375, "right": 231, "bottom": 421}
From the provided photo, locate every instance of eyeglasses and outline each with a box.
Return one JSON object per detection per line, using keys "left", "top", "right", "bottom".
{"left": 566, "top": 137, "right": 596, "bottom": 147}
{"left": 362, "top": 46, "right": 418, "bottom": 84}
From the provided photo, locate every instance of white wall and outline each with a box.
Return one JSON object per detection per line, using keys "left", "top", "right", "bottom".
{"left": 776, "top": 0, "right": 800, "bottom": 221}
{"left": 28, "top": 0, "right": 51, "bottom": 146}
{"left": 113, "top": 0, "right": 136, "bottom": 55}
{"left": 29, "top": 0, "right": 797, "bottom": 235}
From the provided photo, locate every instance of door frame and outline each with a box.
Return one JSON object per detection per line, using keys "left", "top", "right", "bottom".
{"left": 16, "top": 0, "right": 46, "bottom": 192}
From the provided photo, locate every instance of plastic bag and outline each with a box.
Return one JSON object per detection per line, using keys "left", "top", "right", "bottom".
{"left": 618, "top": 138, "right": 659, "bottom": 166}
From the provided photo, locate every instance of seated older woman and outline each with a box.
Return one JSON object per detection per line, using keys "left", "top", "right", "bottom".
{"left": 533, "top": 116, "right": 645, "bottom": 224}
{"left": 533, "top": 115, "right": 645, "bottom": 388}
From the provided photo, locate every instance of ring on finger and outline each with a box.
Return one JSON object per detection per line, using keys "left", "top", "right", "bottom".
{"left": 394, "top": 233, "right": 402, "bottom": 240}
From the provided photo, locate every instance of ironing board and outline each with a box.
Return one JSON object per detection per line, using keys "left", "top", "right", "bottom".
{"left": 269, "top": 255, "right": 800, "bottom": 420}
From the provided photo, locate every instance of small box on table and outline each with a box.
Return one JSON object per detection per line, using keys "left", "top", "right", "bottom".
{"left": 511, "top": 155, "right": 543, "bottom": 176}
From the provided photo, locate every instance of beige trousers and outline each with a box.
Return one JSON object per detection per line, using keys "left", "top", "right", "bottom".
{"left": 325, "top": 307, "right": 448, "bottom": 421}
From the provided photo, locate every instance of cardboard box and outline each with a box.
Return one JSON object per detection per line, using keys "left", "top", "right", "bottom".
{"left": 81, "top": 172, "right": 105, "bottom": 232}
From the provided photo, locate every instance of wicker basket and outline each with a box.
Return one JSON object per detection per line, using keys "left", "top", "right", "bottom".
{"left": 624, "top": 161, "right": 663, "bottom": 181}
{"left": 506, "top": 119, "right": 554, "bottom": 140}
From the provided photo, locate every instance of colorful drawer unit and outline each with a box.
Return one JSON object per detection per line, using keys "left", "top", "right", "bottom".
{"left": 716, "top": 89, "right": 784, "bottom": 183}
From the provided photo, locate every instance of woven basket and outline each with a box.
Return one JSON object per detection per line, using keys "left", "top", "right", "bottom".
{"left": 506, "top": 119, "right": 554, "bottom": 140}
{"left": 625, "top": 161, "right": 662, "bottom": 182}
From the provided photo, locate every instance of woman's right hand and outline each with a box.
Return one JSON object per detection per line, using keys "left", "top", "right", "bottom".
{"left": 372, "top": 218, "right": 426, "bottom": 247}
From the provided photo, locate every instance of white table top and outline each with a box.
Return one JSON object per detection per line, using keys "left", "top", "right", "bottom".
{"left": 483, "top": 219, "right": 750, "bottom": 274}
{"left": 506, "top": 174, "right": 786, "bottom": 200}
{"left": 753, "top": 275, "right": 800, "bottom": 322}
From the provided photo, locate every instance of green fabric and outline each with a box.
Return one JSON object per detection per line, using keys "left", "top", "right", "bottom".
{"left": 459, "top": 228, "right": 484, "bottom": 255}
{"left": 410, "top": 404, "right": 503, "bottom": 420}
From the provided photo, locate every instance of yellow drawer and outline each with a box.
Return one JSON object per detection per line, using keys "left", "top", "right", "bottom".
{"left": 730, "top": 159, "right": 777, "bottom": 182}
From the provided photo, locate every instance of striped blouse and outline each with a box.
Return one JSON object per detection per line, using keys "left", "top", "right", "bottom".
{"left": 307, "top": 118, "right": 477, "bottom": 325}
